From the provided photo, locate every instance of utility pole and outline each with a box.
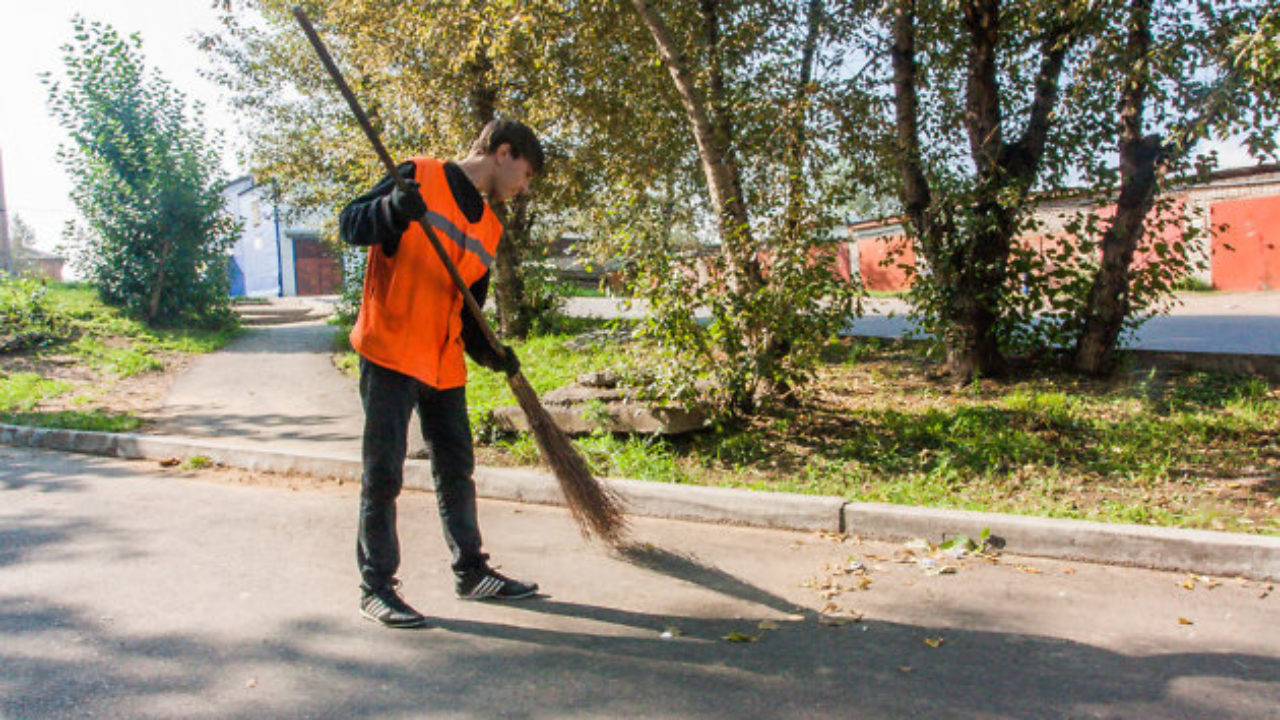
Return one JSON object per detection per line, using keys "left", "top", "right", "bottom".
{"left": 0, "top": 147, "right": 11, "bottom": 276}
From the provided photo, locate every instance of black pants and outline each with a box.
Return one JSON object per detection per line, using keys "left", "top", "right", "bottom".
{"left": 357, "top": 357, "right": 486, "bottom": 591}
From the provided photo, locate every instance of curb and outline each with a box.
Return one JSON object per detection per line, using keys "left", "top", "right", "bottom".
{"left": 2, "top": 423, "right": 1278, "bottom": 581}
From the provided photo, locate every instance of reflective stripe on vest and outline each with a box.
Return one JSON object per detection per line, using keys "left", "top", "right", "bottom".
{"left": 348, "top": 157, "right": 503, "bottom": 389}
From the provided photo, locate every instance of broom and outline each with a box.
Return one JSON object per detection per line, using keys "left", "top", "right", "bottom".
{"left": 293, "top": 7, "right": 627, "bottom": 544}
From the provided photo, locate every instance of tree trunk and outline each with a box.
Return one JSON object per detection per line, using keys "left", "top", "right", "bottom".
{"left": 1074, "top": 0, "right": 1159, "bottom": 375}
{"left": 628, "top": 0, "right": 762, "bottom": 291}
{"left": 147, "top": 239, "right": 173, "bottom": 324}
{"left": 463, "top": 46, "right": 531, "bottom": 338}
{"left": 492, "top": 197, "right": 531, "bottom": 338}
{"left": 1074, "top": 135, "right": 1163, "bottom": 374}
{"left": 784, "top": 0, "right": 824, "bottom": 240}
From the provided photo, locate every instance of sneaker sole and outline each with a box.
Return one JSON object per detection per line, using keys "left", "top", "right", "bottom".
{"left": 360, "top": 608, "right": 430, "bottom": 628}
{"left": 457, "top": 587, "right": 539, "bottom": 602}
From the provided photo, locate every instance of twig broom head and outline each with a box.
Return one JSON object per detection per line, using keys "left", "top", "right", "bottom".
{"left": 508, "top": 372, "right": 629, "bottom": 545}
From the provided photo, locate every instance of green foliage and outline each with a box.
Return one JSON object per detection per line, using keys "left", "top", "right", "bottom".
{"left": 43, "top": 17, "right": 237, "bottom": 329}
{"left": 0, "top": 410, "right": 143, "bottom": 432}
{"left": 36, "top": 282, "right": 237, "bottom": 372}
{"left": 0, "top": 373, "right": 72, "bottom": 412}
{"left": 202, "top": 0, "right": 584, "bottom": 339}
{"left": 182, "top": 455, "right": 214, "bottom": 470}
{"left": 0, "top": 276, "right": 72, "bottom": 352}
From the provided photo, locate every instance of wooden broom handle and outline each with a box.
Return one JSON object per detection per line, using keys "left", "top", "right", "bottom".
{"left": 293, "top": 6, "right": 508, "bottom": 359}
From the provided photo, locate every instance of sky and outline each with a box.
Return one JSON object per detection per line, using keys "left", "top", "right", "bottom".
{"left": 0, "top": 0, "right": 245, "bottom": 254}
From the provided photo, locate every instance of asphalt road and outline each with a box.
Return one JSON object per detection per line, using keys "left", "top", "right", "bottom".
{"left": 3, "top": 446, "right": 1277, "bottom": 720}
{"left": 565, "top": 292, "right": 1280, "bottom": 356}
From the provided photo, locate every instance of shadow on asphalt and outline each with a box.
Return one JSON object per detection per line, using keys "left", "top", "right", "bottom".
{"left": 0, "top": 451, "right": 152, "bottom": 570}
{"left": 4, "top": 594, "right": 1279, "bottom": 719}
{"left": 219, "top": 323, "right": 340, "bottom": 355}
{"left": 149, "top": 406, "right": 360, "bottom": 444}
{"left": 0, "top": 448, "right": 135, "bottom": 494}
{"left": 612, "top": 542, "right": 800, "bottom": 615}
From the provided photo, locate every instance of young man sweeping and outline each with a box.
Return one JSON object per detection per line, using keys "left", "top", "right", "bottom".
{"left": 339, "top": 118, "right": 544, "bottom": 629}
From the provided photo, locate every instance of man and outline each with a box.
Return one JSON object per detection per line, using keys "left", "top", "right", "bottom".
{"left": 339, "top": 118, "right": 544, "bottom": 629}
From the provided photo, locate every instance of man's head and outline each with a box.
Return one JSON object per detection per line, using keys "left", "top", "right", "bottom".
{"left": 468, "top": 118, "right": 544, "bottom": 203}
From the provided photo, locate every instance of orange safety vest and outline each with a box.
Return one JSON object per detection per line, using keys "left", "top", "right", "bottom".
{"left": 350, "top": 157, "right": 503, "bottom": 389}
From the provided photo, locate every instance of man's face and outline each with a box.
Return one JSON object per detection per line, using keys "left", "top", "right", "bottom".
{"left": 491, "top": 144, "right": 536, "bottom": 203}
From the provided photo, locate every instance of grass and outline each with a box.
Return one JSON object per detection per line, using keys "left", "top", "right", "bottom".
{"left": 447, "top": 318, "right": 1279, "bottom": 536}
{"left": 0, "top": 372, "right": 72, "bottom": 412}
{"left": 1, "top": 281, "right": 238, "bottom": 431}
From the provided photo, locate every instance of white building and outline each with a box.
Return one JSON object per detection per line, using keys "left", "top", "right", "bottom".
{"left": 222, "top": 177, "right": 340, "bottom": 297}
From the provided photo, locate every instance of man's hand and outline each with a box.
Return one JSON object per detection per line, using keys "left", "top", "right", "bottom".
{"left": 388, "top": 179, "right": 427, "bottom": 226}
{"left": 495, "top": 344, "right": 520, "bottom": 376}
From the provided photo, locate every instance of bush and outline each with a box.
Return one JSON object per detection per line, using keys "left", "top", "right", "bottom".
{"left": 0, "top": 277, "right": 71, "bottom": 353}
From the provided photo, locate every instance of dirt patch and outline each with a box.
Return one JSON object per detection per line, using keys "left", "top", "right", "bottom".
{"left": 0, "top": 349, "right": 192, "bottom": 425}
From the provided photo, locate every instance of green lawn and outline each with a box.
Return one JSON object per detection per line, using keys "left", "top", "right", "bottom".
{"left": 448, "top": 319, "right": 1280, "bottom": 536}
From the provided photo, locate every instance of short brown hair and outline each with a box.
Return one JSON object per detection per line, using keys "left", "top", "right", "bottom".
{"left": 471, "top": 118, "right": 545, "bottom": 175}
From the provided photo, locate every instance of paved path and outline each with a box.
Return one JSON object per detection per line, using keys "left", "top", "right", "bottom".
{"left": 3, "top": 446, "right": 1277, "bottom": 720}
{"left": 151, "top": 319, "right": 365, "bottom": 454}
{"left": 150, "top": 308, "right": 423, "bottom": 458}
{"left": 567, "top": 291, "right": 1280, "bottom": 356}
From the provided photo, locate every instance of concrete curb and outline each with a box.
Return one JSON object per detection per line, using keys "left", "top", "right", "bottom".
{"left": 2, "top": 423, "right": 1278, "bottom": 581}
{"left": 844, "top": 503, "right": 1280, "bottom": 582}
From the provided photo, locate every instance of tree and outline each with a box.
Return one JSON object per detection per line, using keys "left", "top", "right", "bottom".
{"left": 1071, "top": 0, "right": 1280, "bottom": 374}
{"left": 606, "top": 0, "right": 861, "bottom": 413}
{"left": 842, "top": 0, "right": 1278, "bottom": 380}
{"left": 9, "top": 215, "right": 39, "bottom": 276}
{"left": 860, "top": 0, "right": 1094, "bottom": 379}
{"left": 44, "top": 17, "right": 236, "bottom": 327}
{"left": 202, "top": 0, "right": 572, "bottom": 337}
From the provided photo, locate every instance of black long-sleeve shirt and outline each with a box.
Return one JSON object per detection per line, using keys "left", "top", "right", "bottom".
{"left": 339, "top": 161, "right": 503, "bottom": 370}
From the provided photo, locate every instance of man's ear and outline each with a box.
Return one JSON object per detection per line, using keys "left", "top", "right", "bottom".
{"left": 493, "top": 142, "right": 514, "bottom": 163}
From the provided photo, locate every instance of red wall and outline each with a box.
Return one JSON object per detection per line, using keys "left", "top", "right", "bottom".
{"left": 1212, "top": 196, "right": 1280, "bottom": 291}
{"left": 858, "top": 235, "right": 915, "bottom": 291}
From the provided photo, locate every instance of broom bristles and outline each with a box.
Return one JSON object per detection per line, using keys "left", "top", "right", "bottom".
{"left": 509, "top": 374, "right": 629, "bottom": 544}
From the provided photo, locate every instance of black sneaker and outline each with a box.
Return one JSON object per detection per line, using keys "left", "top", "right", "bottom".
{"left": 360, "top": 581, "right": 429, "bottom": 628}
{"left": 456, "top": 566, "right": 539, "bottom": 601}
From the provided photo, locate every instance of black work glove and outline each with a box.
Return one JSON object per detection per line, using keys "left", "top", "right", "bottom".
{"left": 387, "top": 179, "right": 428, "bottom": 228}
{"left": 492, "top": 344, "right": 520, "bottom": 376}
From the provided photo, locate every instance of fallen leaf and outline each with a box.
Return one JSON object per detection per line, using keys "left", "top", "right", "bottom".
{"left": 1063, "top": 567, "right": 1077, "bottom": 575}
{"left": 818, "top": 612, "right": 863, "bottom": 626}
{"left": 1181, "top": 579, "right": 1197, "bottom": 590}
{"left": 246, "top": 678, "right": 258, "bottom": 688}
{"left": 158, "top": 458, "right": 180, "bottom": 468}
{"left": 722, "top": 632, "right": 759, "bottom": 643}
{"left": 898, "top": 666, "right": 914, "bottom": 674}
{"left": 1178, "top": 617, "right": 1194, "bottom": 625}
{"left": 758, "top": 620, "right": 780, "bottom": 631}
{"left": 904, "top": 538, "right": 932, "bottom": 553}
{"left": 1016, "top": 565, "right": 1042, "bottom": 575}
{"left": 1262, "top": 584, "right": 1274, "bottom": 599}
{"left": 924, "top": 636, "right": 945, "bottom": 648}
